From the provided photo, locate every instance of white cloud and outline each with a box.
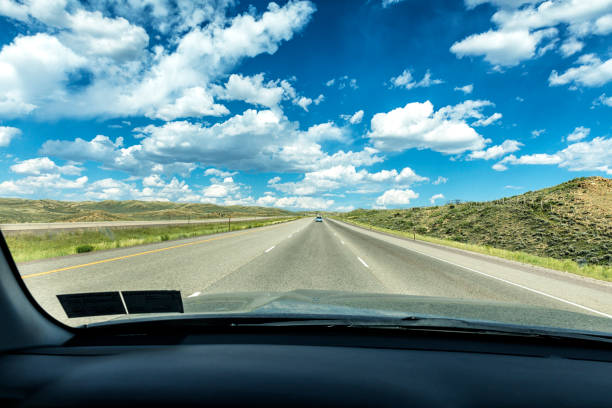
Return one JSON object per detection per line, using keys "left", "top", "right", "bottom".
{"left": 295, "top": 96, "right": 312, "bottom": 111}
{"left": 453, "top": 1, "right": 612, "bottom": 67}
{"left": 367, "top": 100, "right": 491, "bottom": 154}
{"left": 326, "top": 75, "right": 358, "bottom": 90}
{"left": 215, "top": 73, "right": 285, "bottom": 109}
{"left": 0, "top": 126, "right": 20, "bottom": 147}
{"left": 0, "top": 1, "right": 316, "bottom": 119}
{"left": 468, "top": 139, "right": 523, "bottom": 160}
{"left": 454, "top": 84, "right": 474, "bottom": 94}
{"left": 10, "top": 157, "right": 82, "bottom": 176}
{"left": 594, "top": 93, "right": 612, "bottom": 107}
{"left": 260, "top": 195, "right": 334, "bottom": 210}
{"left": 472, "top": 112, "right": 502, "bottom": 127}
{"left": 42, "top": 109, "right": 379, "bottom": 176}
{"left": 203, "top": 168, "right": 237, "bottom": 178}
{"left": 346, "top": 110, "right": 364, "bottom": 124}
{"left": 270, "top": 164, "right": 426, "bottom": 196}
{"left": 375, "top": 189, "right": 418, "bottom": 207}
{"left": 433, "top": 176, "right": 448, "bottom": 185}
{"left": 450, "top": 28, "right": 557, "bottom": 67}
{"left": 389, "top": 69, "right": 443, "bottom": 90}
{"left": 0, "top": 33, "right": 86, "bottom": 117}
{"left": 559, "top": 37, "right": 584, "bottom": 57}
{"left": 267, "top": 176, "right": 281, "bottom": 185}
{"left": 334, "top": 205, "right": 355, "bottom": 212}
{"left": 493, "top": 137, "right": 612, "bottom": 174}
{"left": 0, "top": 174, "right": 88, "bottom": 196}
{"left": 549, "top": 54, "right": 612, "bottom": 88}
{"left": 313, "top": 94, "right": 325, "bottom": 105}
{"left": 430, "top": 193, "right": 445, "bottom": 205}
{"left": 152, "top": 87, "right": 229, "bottom": 121}
{"left": 566, "top": 126, "right": 590, "bottom": 142}
{"left": 394, "top": 167, "right": 429, "bottom": 184}
{"left": 531, "top": 128, "right": 546, "bottom": 137}
{"left": 382, "top": 0, "right": 407, "bottom": 7}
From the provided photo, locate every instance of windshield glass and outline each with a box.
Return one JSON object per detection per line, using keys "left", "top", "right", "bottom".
{"left": 1, "top": 0, "right": 611, "bottom": 333}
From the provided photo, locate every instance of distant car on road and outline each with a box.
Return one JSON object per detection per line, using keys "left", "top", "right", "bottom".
{"left": 315, "top": 216, "right": 323, "bottom": 222}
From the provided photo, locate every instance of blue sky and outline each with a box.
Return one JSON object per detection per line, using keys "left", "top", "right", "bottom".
{"left": 0, "top": 0, "right": 611, "bottom": 211}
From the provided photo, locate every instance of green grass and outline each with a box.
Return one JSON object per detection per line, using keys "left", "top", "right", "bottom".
{"left": 335, "top": 217, "right": 612, "bottom": 283}
{"left": 5, "top": 217, "right": 299, "bottom": 263}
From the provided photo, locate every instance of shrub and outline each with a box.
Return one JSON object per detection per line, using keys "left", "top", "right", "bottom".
{"left": 160, "top": 234, "right": 170, "bottom": 241}
{"left": 76, "top": 244, "right": 94, "bottom": 253}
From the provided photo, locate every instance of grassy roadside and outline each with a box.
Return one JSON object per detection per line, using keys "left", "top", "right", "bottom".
{"left": 4, "top": 217, "right": 299, "bottom": 263}
{"left": 332, "top": 217, "right": 612, "bottom": 283}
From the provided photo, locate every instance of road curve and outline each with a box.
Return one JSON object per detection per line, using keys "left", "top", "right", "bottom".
{"left": 17, "top": 217, "right": 612, "bottom": 325}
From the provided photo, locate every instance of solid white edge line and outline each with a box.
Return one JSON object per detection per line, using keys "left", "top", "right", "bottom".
{"left": 333, "top": 218, "right": 612, "bottom": 319}
{"left": 357, "top": 256, "right": 369, "bottom": 268}
{"left": 188, "top": 291, "right": 201, "bottom": 298}
{"left": 404, "top": 245, "right": 612, "bottom": 319}
{"left": 265, "top": 245, "right": 275, "bottom": 253}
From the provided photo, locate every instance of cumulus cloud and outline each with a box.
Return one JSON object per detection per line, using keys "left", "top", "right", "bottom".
{"left": 375, "top": 189, "right": 418, "bottom": 207}
{"left": 450, "top": 28, "right": 557, "bottom": 67}
{"left": 203, "top": 168, "right": 237, "bottom": 178}
{"left": 0, "top": 174, "right": 88, "bottom": 196}
{"left": 549, "top": 54, "right": 612, "bottom": 88}
{"left": 10, "top": 157, "right": 82, "bottom": 176}
{"left": 367, "top": 100, "right": 493, "bottom": 154}
{"left": 430, "top": 193, "right": 445, "bottom": 205}
{"left": 492, "top": 137, "right": 612, "bottom": 174}
{"left": 341, "top": 110, "right": 364, "bottom": 124}
{"left": 433, "top": 176, "right": 448, "bottom": 185}
{"left": 566, "top": 126, "right": 590, "bottom": 142}
{"left": 472, "top": 112, "right": 502, "bottom": 127}
{"left": 215, "top": 73, "right": 285, "bottom": 109}
{"left": 41, "top": 109, "right": 380, "bottom": 176}
{"left": 257, "top": 195, "right": 334, "bottom": 210}
{"left": 594, "top": 93, "right": 612, "bottom": 107}
{"left": 559, "top": 37, "right": 584, "bottom": 57}
{"left": 468, "top": 139, "right": 523, "bottom": 160}
{"left": 452, "top": 1, "right": 612, "bottom": 67}
{"left": 269, "top": 164, "right": 426, "bottom": 196}
{"left": 0, "top": 126, "right": 20, "bottom": 147}
{"left": 454, "top": 84, "right": 474, "bottom": 94}
{"left": 325, "top": 75, "right": 358, "bottom": 90}
{"left": 0, "top": 0, "right": 316, "bottom": 119}
{"left": 389, "top": 69, "right": 443, "bottom": 90}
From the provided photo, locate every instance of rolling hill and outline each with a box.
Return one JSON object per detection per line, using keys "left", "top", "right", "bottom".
{"left": 339, "top": 177, "right": 612, "bottom": 266}
{"left": 0, "top": 198, "right": 295, "bottom": 223}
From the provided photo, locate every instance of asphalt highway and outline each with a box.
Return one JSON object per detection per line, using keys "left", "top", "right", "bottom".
{"left": 17, "top": 217, "right": 612, "bottom": 326}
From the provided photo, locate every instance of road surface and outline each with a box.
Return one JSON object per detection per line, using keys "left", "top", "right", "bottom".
{"left": 1, "top": 216, "right": 280, "bottom": 235}
{"left": 17, "top": 217, "right": 612, "bottom": 326}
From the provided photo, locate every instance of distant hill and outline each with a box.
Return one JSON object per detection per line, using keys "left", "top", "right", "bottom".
{"left": 340, "top": 177, "right": 612, "bottom": 266}
{"left": 0, "top": 198, "right": 295, "bottom": 223}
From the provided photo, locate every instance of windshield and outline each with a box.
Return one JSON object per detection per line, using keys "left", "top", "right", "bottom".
{"left": 0, "top": 0, "right": 611, "bottom": 334}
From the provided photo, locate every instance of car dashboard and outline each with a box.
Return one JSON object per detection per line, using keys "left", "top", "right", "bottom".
{"left": 1, "top": 324, "right": 611, "bottom": 407}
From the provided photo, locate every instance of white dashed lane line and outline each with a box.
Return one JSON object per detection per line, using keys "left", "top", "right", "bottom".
{"left": 265, "top": 246, "right": 276, "bottom": 253}
{"left": 357, "top": 257, "right": 369, "bottom": 268}
{"left": 188, "top": 291, "right": 201, "bottom": 298}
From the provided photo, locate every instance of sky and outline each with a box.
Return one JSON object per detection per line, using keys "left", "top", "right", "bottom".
{"left": 0, "top": 0, "right": 610, "bottom": 211}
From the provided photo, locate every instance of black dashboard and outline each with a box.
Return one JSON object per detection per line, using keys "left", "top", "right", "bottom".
{"left": 1, "top": 326, "right": 611, "bottom": 407}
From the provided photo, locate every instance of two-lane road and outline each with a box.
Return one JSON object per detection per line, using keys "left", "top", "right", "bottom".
{"left": 17, "top": 217, "right": 612, "bottom": 325}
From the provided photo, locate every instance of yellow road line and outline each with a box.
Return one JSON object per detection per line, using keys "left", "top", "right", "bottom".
{"left": 21, "top": 227, "right": 264, "bottom": 280}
